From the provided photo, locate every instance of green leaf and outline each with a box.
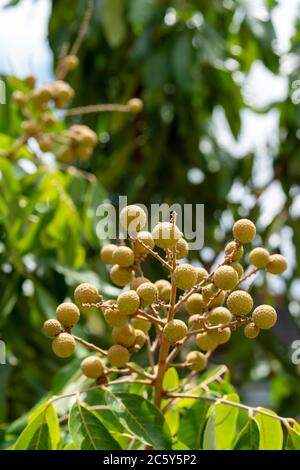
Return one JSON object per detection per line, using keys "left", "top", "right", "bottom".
{"left": 254, "top": 408, "right": 283, "bottom": 450}
{"left": 163, "top": 367, "right": 179, "bottom": 391}
{"left": 105, "top": 391, "right": 172, "bottom": 449}
{"left": 172, "top": 440, "right": 190, "bottom": 450}
{"left": 164, "top": 408, "right": 179, "bottom": 436}
{"left": 234, "top": 419, "right": 259, "bottom": 450}
{"left": 101, "top": 0, "right": 127, "bottom": 48}
{"left": 203, "top": 408, "right": 216, "bottom": 450}
{"left": 178, "top": 400, "right": 209, "bottom": 450}
{"left": 285, "top": 423, "right": 300, "bottom": 450}
{"left": 69, "top": 402, "right": 121, "bottom": 450}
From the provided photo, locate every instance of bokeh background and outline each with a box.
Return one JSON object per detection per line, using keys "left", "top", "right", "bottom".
{"left": 0, "top": 0, "right": 300, "bottom": 436}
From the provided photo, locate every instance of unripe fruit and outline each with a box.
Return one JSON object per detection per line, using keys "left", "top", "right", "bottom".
{"left": 152, "top": 222, "right": 182, "bottom": 249}
{"left": 127, "top": 98, "right": 143, "bottom": 113}
{"left": 81, "top": 356, "right": 104, "bottom": 379}
{"left": 120, "top": 205, "right": 146, "bottom": 232}
{"left": 231, "top": 261, "right": 244, "bottom": 279}
{"left": 224, "top": 241, "right": 244, "bottom": 261}
{"left": 188, "top": 314, "right": 204, "bottom": 330}
{"left": 134, "top": 231, "right": 155, "bottom": 254}
{"left": 24, "top": 75, "right": 36, "bottom": 89}
{"left": 163, "top": 319, "right": 187, "bottom": 343}
{"left": 202, "top": 284, "right": 218, "bottom": 303}
{"left": 12, "top": 90, "right": 27, "bottom": 107}
{"left": 196, "top": 332, "right": 217, "bottom": 352}
{"left": 110, "top": 265, "right": 133, "bottom": 287}
{"left": 186, "top": 351, "right": 207, "bottom": 371}
{"left": 104, "top": 308, "right": 128, "bottom": 327}
{"left": 56, "top": 302, "right": 80, "bottom": 327}
{"left": 62, "top": 54, "right": 79, "bottom": 71}
{"left": 185, "top": 293, "right": 204, "bottom": 315}
{"left": 136, "top": 282, "right": 158, "bottom": 306}
{"left": 74, "top": 283, "right": 101, "bottom": 308}
{"left": 175, "top": 238, "right": 189, "bottom": 259}
{"left": 58, "top": 146, "right": 74, "bottom": 163}
{"left": 244, "top": 322, "right": 260, "bottom": 339}
{"left": 52, "top": 333, "right": 76, "bottom": 358}
{"left": 36, "top": 85, "right": 53, "bottom": 103}
{"left": 22, "top": 120, "right": 39, "bottom": 137}
{"left": 208, "top": 307, "right": 232, "bottom": 326}
{"left": 38, "top": 136, "right": 53, "bottom": 152}
{"left": 112, "top": 246, "right": 135, "bottom": 267}
{"left": 249, "top": 247, "right": 270, "bottom": 269}
{"left": 52, "top": 80, "right": 74, "bottom": 102}
{"left": 112, "top": 324, "right": 136, "bottom": 348}
{"left": 227, "top": 290, "right": 253, "bottom": 316}
{"left": 131, "top": 317, "right": 151, "bottom": 333}
{"left": 100, "top": 244, "right": 116, "bottom": 264}
{"left": 117, "top": 290, "right": 140, "bottom": 315}
{"left": 155, "top": 279, "right": 172, "bottom": 301}
{"left": 213, "top": 266, "right": 238, "bottom": 290}
{"left": 40, "top": 112, "right": 58, "bottom": 127}
{"left": 131, "top": 276, "right": 150, "bottom": 290}
{"left": 195, "top": 267, "right": 208, "bottom": 283}
{"left": 173, "top": 264, "right": 198, "bottom": 291}
{"left": 208, "top": 290, "right": 226, "bottom": 308}
{"left": 107, "top": 344, "right": 130, "bottom": 367}
{"left": 76, "top": 145, "right": 93, "bottom": 160}
{"left": 43, "top": 319, "right": 61, "bottom": 337}
{"left": 232, "top": 219, "right": 256, "bottom": 244}
{"left": 208, "top": 327, "right": 231, "bottom": 345}
{"left": 134, "top": 329, "right": 146, "bottom": 349}
{"left": 266, "top": 254, "right": 288, "bottom": 275}
{"left": 252, "top": 305, "right": 277, "bottom": 330}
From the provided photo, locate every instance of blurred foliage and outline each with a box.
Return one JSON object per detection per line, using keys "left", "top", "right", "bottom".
{"left": 0, "top": 0, "right": 300, "bottom": 437}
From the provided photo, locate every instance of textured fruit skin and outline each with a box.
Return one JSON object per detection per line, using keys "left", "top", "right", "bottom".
{"left": 231, "top": 262, "right": 244, "bottom": 279}
{"left": 173, "top": 264, "right": 198, "bottom": 290}
{"left": 107, "top": 345, "right": 130, "bottom": 367}
{"left": 112, "top": 246, "right": 135, "bottom": 267}
{"left": 232, "top": 219, "right": 256, "bottom": 244}
{"left": 244, "top": 323, "right": 260, "bottom": 339}
{"left": 213, "top": 265, "right": 238, "bottom": 290}
{"left": 196, "top": 332, "right": 217, "bottom": 351}
{"left": 151, "top": 222, "right": 182, "bottom": 249}
{"left": 266, "top": 254, "right": 288, "bottom": 275}
{"left": 175, "top": 238, "right": 189, "bottom": 259}
{"left": 188, "top": 314, "right": 204, "bottom": 330}
{"left": 74, "top": 283, "right": 100, "bottom": 308}
{"left": 227, "top": 290, "right": 253, "bottom": 316}
{"left": 163, "top": 320, "right": 187, "bottom": 343}
{"left": 195, "top": 267, "right": 208, "bottom": 283}
{"left": 127, "top": 98, "right": 143, "bottom": 113}
{"left": 112, "top": 324, "right": 136, "bottom": 347}
{"left": 208, "top": 327, "right": 231, "bottom": 345}
{"left": 131, "top": 317, "right": 151, "bottom": 333}
{"left": 249, "top": 247, "right": 270, "bottom": 268}
{"left": 155, "top": 279, "right": 172, "bottom": 301}
{"left": 63, "top": 54, "right": 79, "bottom": 71}
{"left": 81, "top": 356, "right": 104, "bottom": 379}
{"left": 136, "top": 282, "right": 158, "bottom": 306}
{"left": 252, "top": 305, "right": 277, "bottom": 329}
{"left": 202, "top": 284, "right": 218, "bottom": 303}
{"left": 134, "top": 329, "right": 146, "bottom": 348}
{"left": 117, "top": 290, "right": 140, "bottom": 315}
{"left": 208, "top": 290, "right": 226, "bottom": 308}
{"left": 185, "top": 293, "right": 204, "bottom": 315}
{"left": 120, "top": 205, "right": 146, "bottom": 232}
{"left": 224, "top": 241, "right": 244, "bottom": 261}
{"left": 131, "top": 276, "right": 150, "bottom": 290}
{"left": 134, "top": 231, "right": 155, "bottom": 254}
{"left": 208, "top": 307, "right": 232, "bottom": 326}
{"left": 56, "top": 302, "right": 80, "bottom": 327}
{"left": 104, "top": 308, "right": 128, "bottom": 327}
{"left": 43, "top": 319, "right": 61, "bottom": 337}
{"left": 186, "top": 351, "right": 207, "bottom": 371}
{"left": 110, "top": 265, "right": 133, "bottom": 287}
{"left": 100, "top": 244, "right": 116, "bottom": 264}
{"left": 22, "top": 120, "right": 39, "bottom": 137}
{"left": 52, "top": 333, "right": 76, "bottom": 358}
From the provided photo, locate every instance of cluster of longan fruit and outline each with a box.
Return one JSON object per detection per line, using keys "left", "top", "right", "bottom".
{"left": 43, "top": 205, "right": 288, "bottom": 380}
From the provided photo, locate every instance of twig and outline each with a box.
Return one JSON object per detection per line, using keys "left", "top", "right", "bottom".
{"left": 66, "top": 103, "right": 130, "bottom": 117}
{"left": 70, "top": 0, "right": 94, "bottom": 56}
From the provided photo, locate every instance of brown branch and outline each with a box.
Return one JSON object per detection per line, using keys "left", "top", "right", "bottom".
{"left": 66, "top": 103, "right": 130, "bottom": 117}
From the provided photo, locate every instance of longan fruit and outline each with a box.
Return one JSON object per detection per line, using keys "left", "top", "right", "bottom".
{"left": 252, "top": 305, "right": 277, "bottom": 330}
{"left": 151, "top": 222, "right": 182, "bottom": 249}
{"left": 40, "top": 112, "right": 58, "bottom": 127}
{"left": 24, "top": 75, "right": 36, "bottom": 89}
{"left": 224, "top": 241, "right": 244, "bottom": 261}
{"left": 249, "top": 247, "right": 270, "bottom": 269}
{"left": 38, "top": 135, "right": 53, "bottom": 152}
{"left": 100, "top": 244, "right": 116, "bottom": 264}
{"left": 227, "top": 290, "right": 253, "bottom": 316}
{"left": 52, "top": 80, "right": 74, "bottom": 102}
{"left": 62, "top": 55, "right": 79, "bottom": 71}
{"left": 208, "top": 307, "right": 232, "bottom": 326}
{"left": 112, "top": 324, "right": 136, "bottom": 348}
{"left": 56, "top": 302, "right": 80, "bottom": 327}
{"left": 43, "top": 319, "right": 61, "bottom": 337}
{"left": 202, "top": 284, "right": 218, "bottom": 303}
{"left": 208, "top": 290, "right": 226, "bottom": 308}
{"left": 107, "top": 344, "right": 130, "bottom": 367}
{"left": 163, "top": 319, "right": 188, "bottom": 343}
{"left": 155, "top": 279, "right": 172, "bottom": 301}
{"left": 112, "top": 246, "right": 135, "bottom": 267}
{"left": 134, "top": 231, "right": 155, "bottom": 254}
{"left": 185, "top": 293, "right": 204, "bottom": 315}
{"left": 173, "top": 264, "right": 198, "bottom": 291}
{"left": 104, "top": 308, "right": 128, "bottom": 327}
{"left": 213, "top": 265, "right": 238, "bottom": 290}
{"left": 131, "top": 317, "right": 151, "bottom": 333}
{"left": 74, "top": 283, "right": 101, "bottom": 308}
{"left": 12, "top": 90, "right": 27, "bottom": 107}
{"left": 208, "top": 327, "right": 231, "bottom": 345}
{"left": 231, "top": 261, "right": 244, "bottom": 279}
{"left": 127, "top": 98, "right": 143, "bottom": 113}
{"left": 58, "top": 146, "right": 74, "bottom": 163}
{"left": 136, "top": 282, "right": 158, "bottom": 306}
{"left": 120, "top": 205, "right": 146, "bottom": 232}
{"left": 81, "top": 356, "right": 104, "bottom": 379}
{"left": 22, "top": 120, "right": 39, "bottom": 137}
{"left": 52, "top": 333, "right": 76, "bottom": 358}
{"left": 195, "top": 267, "right": 208, "bottom": 283}
{"left": 188, "top": 314, "right": 204, "bottom": 330}
{"left": 244, "top": 323, "right": 260, "bottom": 339}
{"left": 117, "top": 290, "right": 140, "bottom": 315}
{"left": 175, "top": 238, "right": 189, "bottom": 259}
{"left": 110, "top": 265, "right": 133, "bottom": 287}
{"left": 232, "top": 219, "right": 256, "bottom": 244}
{"left": 196, "top": 332, "right": 217, "bottom": 352}
{"left": 134, "top": 329, "right": 146, "bottom": 349}
{"left": 266, "top": 254, "right": 288, "bottom": 275}
{"left": 131, "top": 276, "right": 150, "bottom": 290}
{"left": 186, "top": 351, "right": 207, "bottom": 372}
